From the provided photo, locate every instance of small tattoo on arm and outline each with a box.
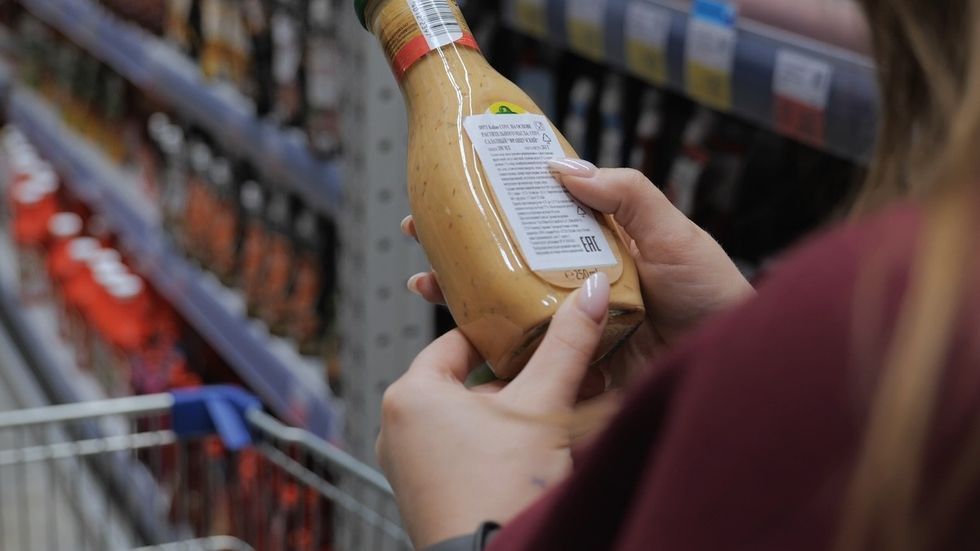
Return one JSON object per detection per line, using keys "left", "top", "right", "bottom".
{"left": 531, "top": 477, "right": 549, "bottom": 490}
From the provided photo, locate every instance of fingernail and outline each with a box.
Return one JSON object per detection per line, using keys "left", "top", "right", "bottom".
{"left": 548, "top": 158, "right": 598, "bottom": 178}
{"left": 407, "top": 273, "right": 424, "bottom": 296}
{"left": 577, "top": 272, "right": 610, "bottom": 323}
{"left": 400, "top": 215, "right": 412, "bottom": 235}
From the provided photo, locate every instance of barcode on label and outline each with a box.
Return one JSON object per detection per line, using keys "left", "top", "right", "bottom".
{"left": 409, "top": 0, "right": 464, "bottom": 50}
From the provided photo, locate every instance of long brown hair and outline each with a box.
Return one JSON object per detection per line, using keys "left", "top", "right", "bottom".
{"left": 838, "top": 0, "right": 980, "bottom": 549}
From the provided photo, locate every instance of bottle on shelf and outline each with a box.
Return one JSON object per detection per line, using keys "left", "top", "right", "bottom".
{"left": 270, "top": 0, "right": 307, "bottom": 128}
{"left": 629, "top": 88, "right": 664, "bottom": 175}
{"left": 253, "top": 191, "right": 296, "bottom": 335}
{"left": 236, "top": 177, "right": 271, "bottom": 316}
{"left": 204, "top": 158, "right": 241, "bottom": 286}
{"left": 563, "top": 76, "right": 597, "bottom": 160}
{"left": 305, "top": 0, "right": 342, "bottom": 158}
{"left": 11, "top": 169, "right": 60, "bottom": 301}
{"left": 664, "top": 107, "right": 716, "bottom": 217}
{"left": 283, "top": 208, "right": 335, "bottom": 357}
{"left": 597, "top": 73, "right": 625, "bottom": 168}
{"left": 356, "top": 0, "right": 645, "bottom": 378}
{"left": 181, "top": 139, "right": 214, "bottom": 261}
{"left": 242, "top": 0, "right": 274, "bottom": 115}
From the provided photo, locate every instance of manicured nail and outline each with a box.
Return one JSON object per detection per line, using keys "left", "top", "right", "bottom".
{"left": 548, "top": 158, "right": 598, "bottom": 178}
{"left": 400, "top": 215, "right": 413, "bottom": 235}
{"left": 577, "top": 272, "right": 610, "bottom": 323}
{"left": 407, "top": 273, "right": 425, "bottom": 296}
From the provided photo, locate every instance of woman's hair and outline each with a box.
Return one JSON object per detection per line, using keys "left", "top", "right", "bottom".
{"left": 839, "top": 1, "right": 980, "bottom": 550}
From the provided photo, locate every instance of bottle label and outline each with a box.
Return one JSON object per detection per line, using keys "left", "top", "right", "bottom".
{"left": 380, "top": 0, "right": 480, "bottom": 81}
{"left": 464, "top": 112, "right": 619, "bottom": 274}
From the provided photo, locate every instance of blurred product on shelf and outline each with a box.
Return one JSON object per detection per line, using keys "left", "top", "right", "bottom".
{"left": 144, "top": 109, "right": 340, "bottom": 375}
{"left": 665, "top": 107, "right": 716, "bottom": 217}
{"left": 305, "top": 0, "right": 342, "bottom": 158}
{"left": 0, "top": 126, "right": 239, "bottom": 399}
{"left": 269, "top": 0, "right": 306, "bottom": 128}
{"left": 100, "top": 0, "right": 165, "bottom": 34}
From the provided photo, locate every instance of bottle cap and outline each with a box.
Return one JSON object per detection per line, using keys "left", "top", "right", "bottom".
{"left": 147, "top": 112, "right": 171, "bottom": 140}
{"left": 48, "top": 213, "right": 84, "bottom": 238}
{"left": 89, "top": 248, "right": 123, "bottom": 266}
{"left": 241, "top": 180, "right": 265, "bottom": 212}
{"left": 190, "top": 142, "right": 213, "bottom": 173}
{"left": 108, "top": 275, "right": 144, "bottom": 300}
{"left": 354, "top": 0, "right": 369, "bottom": 29}
{"left": 13, "top": 186, "right": 45, "bottom": 205}
{"left": 27, "top": 169, "right": 59, "bottom": 195}
{"left": 68, "top": 237, "right": 100, "bottom": 260}
{"left": 94, "top": 268, "right": 129, "bottom": 287}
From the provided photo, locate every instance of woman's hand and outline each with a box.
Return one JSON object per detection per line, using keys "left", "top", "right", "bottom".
{"left": 403, "top": 161, "right": 754, "bottom": 381}
{"left": 377, "top": 274, "right": 612, "bottom": 549}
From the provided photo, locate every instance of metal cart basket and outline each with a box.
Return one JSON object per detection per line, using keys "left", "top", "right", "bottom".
{"left": 0, "top": 386, "right": 410, "bottom": 550}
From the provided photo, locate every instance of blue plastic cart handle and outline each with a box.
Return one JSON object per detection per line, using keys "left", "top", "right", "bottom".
{"left": 170, "top": 386, "right": 262, "bottom": 451}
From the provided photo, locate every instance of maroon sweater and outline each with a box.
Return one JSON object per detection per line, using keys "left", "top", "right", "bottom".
{"left": 487, "top": 204, "right": 980, "bottom": 550}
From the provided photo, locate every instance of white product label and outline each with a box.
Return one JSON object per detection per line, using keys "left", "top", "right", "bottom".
{"left": 464, "top": 114, "right": 618, "bottom": 272}
{"left": 773, "top": 50, "right": 833, "bottom": 109}
{"left": 686, "top": 17, "right": 736, "bottom": 72}
{"left": 625, "top": 1, "right": 672, "bottom": 49}
{"left": 568, "top": 0, "right": 607, "bottom": 26}
{"left": 409, "top": 0, "right": 464, "bottom": 50}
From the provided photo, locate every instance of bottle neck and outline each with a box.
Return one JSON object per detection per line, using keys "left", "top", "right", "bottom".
{"left": 366, "top": 0, "right": 483, "bottom": 85}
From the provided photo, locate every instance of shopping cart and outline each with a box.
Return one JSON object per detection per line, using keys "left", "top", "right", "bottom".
{"left": 0, "top": 386, "right": 411, "bottom": 550}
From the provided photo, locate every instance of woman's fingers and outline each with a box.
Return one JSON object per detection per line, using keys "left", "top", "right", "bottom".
{"left": 548, "top": 163, "right": 699, "bottom": 264}
{"left": 400, "top": 215, "right": 418, "bottom": 240}
{"left": 402, "top": 215, "right": 448, "bottom": 305}
{"left": 407, "top": 272, "right": 447, "bottom": 304}
{"left": 405, "top": 329, "right": 485, "bottom": 384}
{"left": 507, "top": 272, "right": 610, "bottom": 408}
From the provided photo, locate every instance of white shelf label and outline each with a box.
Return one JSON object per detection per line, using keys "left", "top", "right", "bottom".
{"left": 567, "top": 0, "right": 608, "bottom": 60}
{"left": 464, "top": 113, "right": 617, "bottom": 272}
{"left": 510, "top": 0, "right": 548, "bottom": 37}
{"left": 687, "top": 18, "right": 736, "bottom": 72}
{"left": 685, "top": 14, "right": 736, "bottom": 110}
{"left": 625, "top": 2, "right": 672, "bottom": 50}
{"left": 773, "top": 50, "right": 833, "bottom": 109}
{"left": 568, "top": 0, "right": 607, "bottom": 25}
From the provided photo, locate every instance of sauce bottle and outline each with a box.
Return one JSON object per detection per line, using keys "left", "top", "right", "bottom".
{"left": 356, "top": 0, "right": 645, "bottom": 378}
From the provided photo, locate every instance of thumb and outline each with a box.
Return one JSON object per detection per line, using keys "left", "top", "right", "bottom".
{"left": 548, "top": 163, "right": 697, "bottom": 262}
{"left": 506, "top": 272, "right": 610, "bottom": 407}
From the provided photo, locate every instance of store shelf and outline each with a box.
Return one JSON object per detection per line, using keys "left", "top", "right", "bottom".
{"left": 5, "top": 87, "right": 342, "bottom": 442}
{"left": 18, "top": 0, "right": 342, "bottom": 219}
{"left": 504, "top": 0, "right": 878, "bottom": 162}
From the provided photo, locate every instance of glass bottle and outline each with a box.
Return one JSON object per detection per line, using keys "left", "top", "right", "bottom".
{"left": 356, "top": 0, "right": 645, "bottom": 379}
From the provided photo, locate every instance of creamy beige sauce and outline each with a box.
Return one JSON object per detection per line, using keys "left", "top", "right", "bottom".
{"left": 367, "top": 0, "right": 645, "bottom": 378}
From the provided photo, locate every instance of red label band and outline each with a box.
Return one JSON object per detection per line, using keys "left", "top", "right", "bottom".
{"left": 391, "top": 33, "right": 481, "bottom": 81}
{"left": 774, "top": 96, "right": 826, "bottom": 147}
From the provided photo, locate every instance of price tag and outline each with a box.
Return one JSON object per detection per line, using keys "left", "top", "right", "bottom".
{"left": 624, "top": 1, "right": 672, "bottom": 85}
{"left": 510, "top": 0, "right": 548, "bottom": 38}
{"left": 772, "top": 50, "right": 833, "bottom": 145}
{"left": 567, "top": 0, "right": 608, "bottom": 61}
{"left": 685, "top": 0, "right": 736, "bottom": 111}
